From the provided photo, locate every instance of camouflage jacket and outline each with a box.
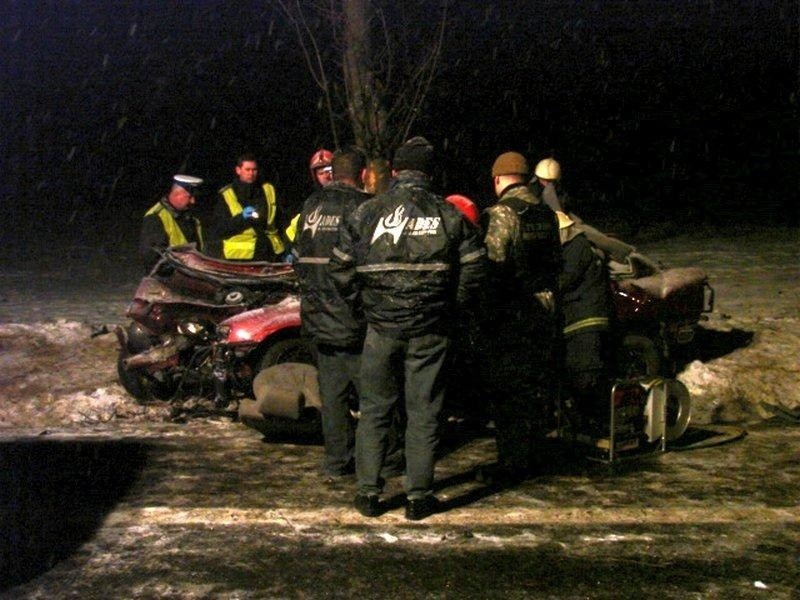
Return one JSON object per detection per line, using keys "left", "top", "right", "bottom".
{"left": 483, "top": 183, "right": 561, "bottom": 311}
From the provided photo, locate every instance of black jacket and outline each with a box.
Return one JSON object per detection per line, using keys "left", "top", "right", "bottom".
{"left": 293, "top": 181, "right": 371, "bottom": 348}
{"left": 559, "top": 229, "right": 611, "bottom": 336}
{"left": 329, "top": 171, "right": 486, "bottom": 339}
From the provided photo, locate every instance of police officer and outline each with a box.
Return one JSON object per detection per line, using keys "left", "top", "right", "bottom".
{"left": 292, "top": 146, "right": 371, "bottom": 480}
{"left": 209, "top": 153, "right": 287, "bottom": 261}
{"left": 479, "top": 151, "right": 561, "bottom": 485}
{"left": 139, "top": 174, "right": 204, "bottom": 272}
{"left": 330, "top": 137, "right": 486, "bottom": 520}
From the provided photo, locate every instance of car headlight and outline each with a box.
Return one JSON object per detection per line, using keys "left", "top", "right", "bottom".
{"left": 177, "top": 319, "right": 215, "bottom": 338}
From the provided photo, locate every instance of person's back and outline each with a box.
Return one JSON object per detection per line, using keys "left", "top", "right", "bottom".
{"left": 477, "top": 152, "right": 561, "bottom": 485}
{"left": 337, "top": 170, "right": 478, "bottom": 338}
{"left": 294, "top": 180, "right": 370, "bottom": 348}
{"left": 330, "top": 136, "right": 485, "bottom": 521}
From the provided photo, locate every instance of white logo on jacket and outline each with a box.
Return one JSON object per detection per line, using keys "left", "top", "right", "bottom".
{"left": 303, "top": 205, "right": 340, "bottom": 238}
{"left": 370, "top": 204, "right": 441, "bottom": 245}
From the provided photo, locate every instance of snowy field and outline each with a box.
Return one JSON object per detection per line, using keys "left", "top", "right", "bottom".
{"left": 0, "top": 227, "right": 797, "bottom": 429}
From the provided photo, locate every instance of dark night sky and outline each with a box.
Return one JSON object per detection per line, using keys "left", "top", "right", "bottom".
{"left": 0, "top": 0, "right": 797, "bottom": 254}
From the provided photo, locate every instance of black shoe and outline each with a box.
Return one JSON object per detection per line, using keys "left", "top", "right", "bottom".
{"left": 354, "top": 493, "right": 382, "bottom": 517}
{"left": 405, "top": 495, "right": 441, "bottom": 521}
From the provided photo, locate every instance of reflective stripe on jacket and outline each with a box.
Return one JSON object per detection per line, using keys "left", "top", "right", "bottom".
{"left": 221, "top": 183, "right": 285, "bottom": 258}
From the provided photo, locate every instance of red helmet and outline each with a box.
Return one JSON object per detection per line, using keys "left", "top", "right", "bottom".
{"left": 445, "top": 194, "right": 480, "bottom": 227}
{"left": 309, "top": 148, "right": 333, "bottom": 171}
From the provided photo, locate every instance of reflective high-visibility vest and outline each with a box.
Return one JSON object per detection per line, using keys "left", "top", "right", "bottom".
{"left": 285, "top": 213, "right": 301, "bottom": 242}
{"left": 145, "top": 202, "right": 203, "bottom": 249}
{"left": 221, "top": 183, "right": 285, "bottom": 259}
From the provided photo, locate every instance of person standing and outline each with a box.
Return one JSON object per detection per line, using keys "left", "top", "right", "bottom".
{"left": 555, "top": 211, "right": 613, "bottom": 435}
{"left": 285, "top": 148, "right": 336, "bottom": 245}
{"left": 139, "top": 174, "right": 204, "bottom": 272}
{"left": 529, "top": 157, "right": 636, "bottom": 263}
{"left": 478, "top": 151, "right": 561, "bottom": 485}
{"left": 330, "top": 136, "right": 486, "bottom": 520}
{"left": 209, "top": 153, "right": 287, "bottom": 261}
{"left": 309, "top": 148, "right": 334, "bottom": 188}
{"left": 292, "top": 146, "right": 371, "bottom": 480}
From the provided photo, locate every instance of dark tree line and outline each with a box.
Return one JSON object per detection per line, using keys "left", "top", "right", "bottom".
{"left": 0, "top": 0, "right": 796, "bottom": 256}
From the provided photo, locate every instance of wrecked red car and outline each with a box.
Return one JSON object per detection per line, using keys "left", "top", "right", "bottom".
{"left": 116, "top": 244, "right": 712, "bottom": 449}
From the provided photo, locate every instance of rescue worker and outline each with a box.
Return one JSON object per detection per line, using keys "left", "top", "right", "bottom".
{"left": 478, "top": 151, "right": 561, "bottom": 486}
{"left": 285, "top": 148, "right": 335, "bottom": 245}
{"left": 309, "top": 148, "right": 334, "bottom": 187}
{"left": 445, "top": 194, "right": 481, "bottom": 229}
{"left": 139, "top": 174, "right": 204, "bottom": 272}
{"left": 208, "top": 153, "right": 288, "bottom": 261}
{"left": 292, "top": 146, "right": 372, "bottom": 480}
{"left": 530, "top": 157, "right": 567, "bottom": 213}
{"left": 556, "top": 211, "right": 613, "bottom": 436}
{"left": 330, "top": 136, "right": 486, "bottom": 520}
{"left": 529, "top": 157, "right": 636, "bottom": 263}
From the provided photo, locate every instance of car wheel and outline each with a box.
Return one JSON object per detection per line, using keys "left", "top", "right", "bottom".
{"left": 617, "top": 334, "right": 663, "bottom": 378}
{"left": 258, "top": 338, "right": 315, "bottom": 370}
{"left": 116, "top": 352, "right": 177, "bottom": 402}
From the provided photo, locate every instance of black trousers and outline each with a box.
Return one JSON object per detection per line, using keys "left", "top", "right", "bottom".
{"left": 356, "top": 325, "right": 448, "bottom": 499}
{"left": 316, "top": 344, "right": 360, "bottom": 476}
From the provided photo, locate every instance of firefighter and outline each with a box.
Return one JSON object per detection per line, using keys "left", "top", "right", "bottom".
{"left": 330, "top": 136, "right": 486, "bottom": 520}
{"left": 309, "top": 148, "right": 334, "bottom": 187}
{"left": 139, "top": 174, "right": 204, "bottom": 272}
{"left": 529, "top": 157, "right": 636, "bottom": 263}
{"left": 477, "top": 151, "right": 561, "bottom": 486}
{"left": 530, "top": 157, "right": 566, "bottom": 213}
{"left": 208, "top": 153, "right": 288, "bottom": 261}
{"left": 285, "top": 149, "right": 336, "bottom": 245}
{"left": 556, "top": 211, "right": 613, "bottom": 436}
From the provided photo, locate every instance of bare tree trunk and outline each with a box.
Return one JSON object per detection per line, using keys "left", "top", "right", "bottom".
{"left": 342, "top": 0, "right": 387, "bottom": 157}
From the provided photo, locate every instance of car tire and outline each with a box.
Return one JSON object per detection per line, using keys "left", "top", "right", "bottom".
{"left": 617, "top": 334, "right": 663, "bottom": 378}
{"left": 257, "top": 338, "right": 315, "bottom": 371}
{"left": 116, "top": 352, "right": 176, "bottom": 402}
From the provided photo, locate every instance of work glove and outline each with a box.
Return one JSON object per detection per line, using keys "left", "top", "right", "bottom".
{"left": 282, "top": 252, "right": 296, "bottom": 265}
{"left": 534, "top": 290, "right": 555, "bottom": 314}
{"left": 242, "top": 206, "right": 259, "bottom": 220}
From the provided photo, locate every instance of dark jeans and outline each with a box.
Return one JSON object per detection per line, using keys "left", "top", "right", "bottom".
{"left": 316, "top": 344, "right": 360, "bottom": 476}
{"left": 356, "top": 325, "right": 449, "bottom": 499}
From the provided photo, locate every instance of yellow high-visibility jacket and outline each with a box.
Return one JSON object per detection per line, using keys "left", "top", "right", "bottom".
{"left": 144, "top": 201, "right": 203, "bottom": 248}
{"left": 220, "top": 183, "right": 285, "bottom": 259}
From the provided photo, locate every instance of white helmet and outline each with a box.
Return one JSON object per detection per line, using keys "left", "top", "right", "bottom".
{"left": 534, "top": 158, "right": 561, "bottom": 181}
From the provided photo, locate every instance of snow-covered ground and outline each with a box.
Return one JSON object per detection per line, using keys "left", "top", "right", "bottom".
{"left": 0, "top": 227, "right": 797, "bottom": 429}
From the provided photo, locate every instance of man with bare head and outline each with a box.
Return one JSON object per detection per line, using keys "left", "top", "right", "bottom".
{"left": 209, "top": 153, "right": 288, "bottom": 261}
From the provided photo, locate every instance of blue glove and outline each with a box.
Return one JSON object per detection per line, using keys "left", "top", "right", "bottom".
{"left": 282, "top": 252, "right": 296, "bottom": 264}
{"left": 242, "top": 206, "right": 259, "bottom": 219}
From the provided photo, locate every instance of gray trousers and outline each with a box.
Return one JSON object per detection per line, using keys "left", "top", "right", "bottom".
{"left": 316, "top": 345, "right": 360, "bottom": 476}
{"left": 356, "top": 325, "right": 448, "bottom": 499}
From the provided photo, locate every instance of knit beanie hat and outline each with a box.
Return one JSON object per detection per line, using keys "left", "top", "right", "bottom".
{"left": 393, "top": 136, "right": 434, "bottom": 173}
{"left": 491, "top": 152, "right": 529, "bottom": 177}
